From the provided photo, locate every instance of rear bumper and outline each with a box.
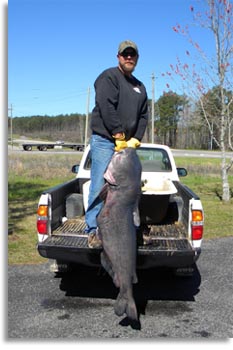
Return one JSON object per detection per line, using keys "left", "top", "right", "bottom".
{"left": 37, "top": 235, "right": 201, "bottom": 269}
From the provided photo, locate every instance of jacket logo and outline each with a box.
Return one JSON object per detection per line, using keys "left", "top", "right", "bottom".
{"left": 133, "top": 87, "right": 141, "bottom": 94}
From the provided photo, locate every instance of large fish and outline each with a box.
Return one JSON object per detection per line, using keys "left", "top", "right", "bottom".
{"left": 97, "top": 147, "right": 142, "bottom": 321}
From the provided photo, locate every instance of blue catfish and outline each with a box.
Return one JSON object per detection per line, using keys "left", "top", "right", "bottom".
{"left": 97, "top": 147, "right": 142, "bottom": 321}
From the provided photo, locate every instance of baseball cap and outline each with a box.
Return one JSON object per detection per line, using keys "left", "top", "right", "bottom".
{"left": 118, "top": 40, "right": 138, "bottom": 55}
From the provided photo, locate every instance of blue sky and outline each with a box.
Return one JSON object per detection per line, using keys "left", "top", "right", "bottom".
{"left": 8, "top": 0, "right": 212, "bottom": 117}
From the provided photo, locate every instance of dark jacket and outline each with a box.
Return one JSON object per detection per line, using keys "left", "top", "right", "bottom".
{"left": 90, "top": 67, "right": 148, "bottom": 141}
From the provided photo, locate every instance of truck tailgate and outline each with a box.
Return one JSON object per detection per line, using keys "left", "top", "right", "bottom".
{"left": 38, "top": 218, "right": 198, "bottom": 269}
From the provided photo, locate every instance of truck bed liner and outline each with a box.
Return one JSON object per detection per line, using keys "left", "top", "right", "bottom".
{"left": 53, "top": 218, "right": 187, "bottom": 238}
{"left": 53, "top": 218, "right": 86, "bottom": 235}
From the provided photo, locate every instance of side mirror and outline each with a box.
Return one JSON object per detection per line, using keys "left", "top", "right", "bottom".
{"left": 177, "top": 167, "right": 187, "bottom": 177}
{"left": 71, "top": 164, "right": 80, "bottom": 174}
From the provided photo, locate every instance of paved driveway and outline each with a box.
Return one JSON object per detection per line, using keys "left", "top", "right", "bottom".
{"left": 8, "top": 237, "right": 233, "bottom": 339}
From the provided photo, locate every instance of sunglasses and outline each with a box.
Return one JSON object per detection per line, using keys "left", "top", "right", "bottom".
{"left": 120, "top": 50, "right": 137, "bottom": 58}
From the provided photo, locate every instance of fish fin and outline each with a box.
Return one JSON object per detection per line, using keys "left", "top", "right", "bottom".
{"left": 133, "top": 206, "right": 140, "bottom": 227}
{"left": 126, "top": 299, "right": 138, "bottom": 321}
{"left": 100, "top": 251, "right": 115, "bottom": 280}
{"left": 113, "top": 273, "right": 120, "bottom": 288}
{"left": 101, "top": 252, "right": 120, "bottom": 288}
{"left": 114, "top": 294, "right": 127, "bottom": 317}
{"left": 114, "top": 293, "right": 138, "bottom": 321}
{"left": 132, "top": 272, "right": 138, "bottom": 284}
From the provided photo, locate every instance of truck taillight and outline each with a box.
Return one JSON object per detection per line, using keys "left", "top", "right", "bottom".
{"left": 37, "top": 205, "right": 48, "bottom": 234}
{"left": 191, "top": 210, "right": 204, "bottom": 240}
{"left": 192, "top": 210, "right": 203, "bottom": 222}
{"left": 37, "top": 205, "right": 48, "bottom": 216}
{"left": 192, "top": 225, "right": 203, "bottom": 240}
{"left": 37, "top": 219, "right": 48, "bottom": 234}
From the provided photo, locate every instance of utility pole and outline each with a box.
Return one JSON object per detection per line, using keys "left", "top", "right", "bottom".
{"left": 151, "top": 73, "right": 155, "bottom": 143}
{"left": 8, "top": 104, "right": 13, "bottom": 149}
{"left": 84, "top": 87, "right": 90, "bottom": 149}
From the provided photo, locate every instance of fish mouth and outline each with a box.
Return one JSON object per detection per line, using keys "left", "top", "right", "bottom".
{"left": 104, "top": 168, "right": 116, "bottom": 185}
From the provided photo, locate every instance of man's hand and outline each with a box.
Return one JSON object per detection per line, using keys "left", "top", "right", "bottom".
{"left": 114, "top": 140, "right": 128, "bottom": 152}
{"left": 113, "top": 132, "right": 127, "bottom": 152}
{"left": 113, "top": 132, "right": 125, "bottom": 141}
{"left": 126, "top": 138, "right": 141, "bottom": 148}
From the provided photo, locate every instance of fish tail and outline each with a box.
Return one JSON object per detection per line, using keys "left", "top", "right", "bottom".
{"left": 126, "top": 299, "right": 138, "bottom": 321}
{"left": 114, "top": 293, "right": 138, "bottom": 321}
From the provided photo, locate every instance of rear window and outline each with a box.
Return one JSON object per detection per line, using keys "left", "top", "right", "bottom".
{"left": 136, "top": 148, "right": 172, "bottom": 172}
{"left": 84, "top": 147, "right": 172, "bottom": 172}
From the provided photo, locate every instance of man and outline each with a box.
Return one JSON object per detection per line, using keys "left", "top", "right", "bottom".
{"left": 85, "top": 40, "right": 148, "bottom": 248}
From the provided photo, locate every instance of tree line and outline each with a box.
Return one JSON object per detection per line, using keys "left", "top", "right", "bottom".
{"left": 152, "top": 86, "right": 233, "bottom": 151}
{"left": 8, "top": 85, "right": 233, "bottom": 150}
{"left": 9, "top": 113, "right": 87, "bottom": 144}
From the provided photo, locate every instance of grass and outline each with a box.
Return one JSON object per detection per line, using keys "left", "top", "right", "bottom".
{"left": 8, "top": 152, "right": 82, "bottom": 265}
{"left": 175, "top": 157, "right": 233, "bottom": 240}
{"left": 8, "top": 152, "right": 233, "bottom": 265}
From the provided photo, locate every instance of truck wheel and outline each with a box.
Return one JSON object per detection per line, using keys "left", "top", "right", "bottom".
{"left": 40, "top": 145, "right": 47, "bottom": 151}
{"left": 24, "top": 145, "right": 32, "bottom": 151}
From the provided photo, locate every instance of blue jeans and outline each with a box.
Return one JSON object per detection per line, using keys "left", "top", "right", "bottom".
{"left": 85, "top": 134, "right": 115, "bottom": 233}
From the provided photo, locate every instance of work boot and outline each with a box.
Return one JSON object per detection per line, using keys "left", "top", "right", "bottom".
{"left": 88, "top": 232, "right": 102, "bottom": 249}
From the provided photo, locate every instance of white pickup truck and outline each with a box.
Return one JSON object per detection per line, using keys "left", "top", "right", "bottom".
{"left": 36, "top": 143, "right": 204, "bottom": 276}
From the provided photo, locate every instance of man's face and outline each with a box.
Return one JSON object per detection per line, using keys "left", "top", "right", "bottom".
{"left": 117, "top": 48, "right": 138, "bottom": 75}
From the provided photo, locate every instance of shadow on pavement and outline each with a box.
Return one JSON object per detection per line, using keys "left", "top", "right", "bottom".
{"left": 58, "top": 263, "right": 201, "bottom": 323}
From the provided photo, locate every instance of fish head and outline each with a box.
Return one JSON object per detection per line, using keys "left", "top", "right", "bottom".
{"left": 104, "top": 148, "right": 141, "bottom": 187}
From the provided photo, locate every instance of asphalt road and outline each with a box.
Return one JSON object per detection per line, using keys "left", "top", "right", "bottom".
{"left": 7, "top": 237, "right": 233, "bottom": 340}
{"left": 8, "top": 144, "right": 233, "bottom": 159}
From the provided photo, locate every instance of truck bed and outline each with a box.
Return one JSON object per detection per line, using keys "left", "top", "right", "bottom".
{"left": 38, "top": 217, "right": 197, "bottom": 269}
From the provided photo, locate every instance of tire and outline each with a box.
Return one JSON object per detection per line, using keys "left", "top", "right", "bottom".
{"left": 40, "top": 145, "right": 47, "bottom": 151}
{"left": 24, "top": 145, "right": 32, "bottom": 151}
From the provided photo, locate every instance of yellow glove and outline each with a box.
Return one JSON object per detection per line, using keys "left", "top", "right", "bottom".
{"left": 113, "top": 132, "right": 127, "bottom": 152}
{"left": 114, "top": 139, "right": 128, "bottom": 152}
{"left": 126, "top": 138, "right": 141, "bottom": 148}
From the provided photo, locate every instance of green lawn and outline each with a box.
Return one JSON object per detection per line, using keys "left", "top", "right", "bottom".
{"left": 175, "top": 157, "right": 233, "bottom": 239}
